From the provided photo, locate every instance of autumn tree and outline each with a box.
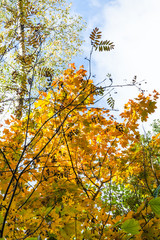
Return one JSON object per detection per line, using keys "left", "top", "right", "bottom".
{"left": 0, "top": 56, "right": 160, "bottom": 239}
{"left": 0, "top": 26, "right": 116, "bottom": 238}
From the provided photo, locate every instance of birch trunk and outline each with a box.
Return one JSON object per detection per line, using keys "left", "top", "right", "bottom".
{"left": 16, "top": 0, "right": 27, "bottom": 119}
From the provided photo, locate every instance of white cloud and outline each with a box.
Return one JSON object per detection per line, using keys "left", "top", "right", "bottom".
{"left": 88, "top": 0, "right": 160, "bottom": 131}
{"left": 89, "top": 0, "right": 101, "bottom": 7}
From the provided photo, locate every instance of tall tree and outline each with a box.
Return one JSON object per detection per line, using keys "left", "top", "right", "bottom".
{"left": 0, "top": 61, "right": 159, "bottom": 239}
{"left": 0, "top": 0, "right": 84, "bottom": 118}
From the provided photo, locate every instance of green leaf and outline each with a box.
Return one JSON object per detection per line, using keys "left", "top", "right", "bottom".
{"left": 26, "top": 238, "right": 38, "bottom": 240}
{"left": 121, "top": 218, "right": 140, "bottom": 235}
{"left": 46, "top": 207, "right": 52, "bottom": 215}
{"left": 0, "top": 213, "right": 3, "bottom": 224}
{"left": 149, "top": 197, "right": 160, "bottom": 217}
{"left": 153, "top": 185, "right": 160, "bottom": 198}
{"left": 113, "top": 216, "right": 124, "bottom": 228}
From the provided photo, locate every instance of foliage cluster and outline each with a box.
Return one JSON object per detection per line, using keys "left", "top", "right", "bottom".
{"left": 0, "top": 64, "right": 160, "bottom": 239}
{"left": 0, "top": 1, "right": 160, "bottom": 240}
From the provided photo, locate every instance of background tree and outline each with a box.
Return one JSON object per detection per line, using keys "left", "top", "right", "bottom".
{"left": 0, "top": 0, "right": 85, "bottom": 118}
{"left": 151, "top": 119, "right": 160, "bottom": 134}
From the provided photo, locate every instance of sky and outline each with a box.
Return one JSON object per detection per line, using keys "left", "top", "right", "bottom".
{"left": 71, "top": 0, "right": 160, "bottom": 132}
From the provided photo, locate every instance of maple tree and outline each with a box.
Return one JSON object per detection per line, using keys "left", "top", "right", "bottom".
{"left": 0, "top": 59, "right": 160, "bottom": 239}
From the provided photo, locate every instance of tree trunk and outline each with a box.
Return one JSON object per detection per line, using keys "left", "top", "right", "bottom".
{"left": 16, "top": 0, "right": 27, "bottom": 119}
